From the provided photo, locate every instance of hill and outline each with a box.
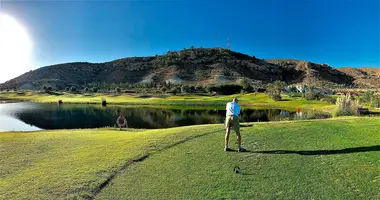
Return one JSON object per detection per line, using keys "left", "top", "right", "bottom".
{"left": 0, "top": 48, "right": 378, "bottom": 90}
{"left": 336, "top": 67, "right": 380, "bottom": 88}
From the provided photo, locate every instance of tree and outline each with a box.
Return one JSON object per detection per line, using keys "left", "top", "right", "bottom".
{"left": 116, "top": 87, "right": 121, "bottom": 93}
{"left": 170, "top": 87, "right": 179, "bottom": 95}
{"left": 70, "top": 86, "right": 77, "bottom": 92}
{"left": 205, "top": 86, "right": 213, "bottom": 94}
{"left": 266, "top": 81, "right": 286, "bottom": 101}
{"left": 240, "top": 78, "right": 250, "bottom": 91}
{"left": 92, "top": 87, "right": 98, "bottom": 93}
{"left": 161, "top": 87, "right": 167, "bottom": 93}
{"left": 181, "top": 85, "right": 190, "bottom": 93}
{"left": 85, "top": 87, "right": 89, "bottom": 92}
{"left": 43, "top": 85, "right": 52, "bottom": 93}
{"left": 65, "top": 87, "right": 70, "bottom": 92}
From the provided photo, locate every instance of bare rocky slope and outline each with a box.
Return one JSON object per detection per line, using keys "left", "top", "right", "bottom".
{"left": 0, "top": 48, "right": 378, "bottom": 90}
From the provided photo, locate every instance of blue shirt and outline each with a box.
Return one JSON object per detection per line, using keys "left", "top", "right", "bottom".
{"left": 226, "top": 102, "right": 240, "bottom": 116}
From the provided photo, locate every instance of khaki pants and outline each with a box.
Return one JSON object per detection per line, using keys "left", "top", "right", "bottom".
{"left": 225, "top": 115, "right": 240, "bottom": 133}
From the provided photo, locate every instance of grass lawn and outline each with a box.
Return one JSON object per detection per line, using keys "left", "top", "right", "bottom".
{"left": 0, "top": 91, "right": 335, "bottom": 112}
{"left": 1, "top": 118, "right": 380, "bottom": 199}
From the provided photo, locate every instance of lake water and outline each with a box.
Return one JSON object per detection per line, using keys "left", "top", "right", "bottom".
{"left": 0, "top": 102, "right": 301, "bottom": 132}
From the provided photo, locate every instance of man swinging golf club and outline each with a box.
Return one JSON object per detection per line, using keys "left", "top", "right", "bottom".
{"left": 225, "top": 98, "right": 247, "bottom": 152}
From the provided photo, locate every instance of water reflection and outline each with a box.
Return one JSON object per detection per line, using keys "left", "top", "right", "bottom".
{"left": 0, "top": 102, "right": 299, "bottom": 131}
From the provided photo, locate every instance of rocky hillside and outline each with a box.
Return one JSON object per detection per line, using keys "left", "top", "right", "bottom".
{"left": 0, "top": 48, "right": 378, "bottom": 90}
{"left": 336, "top": 68, "right": 380, "bottom": 88}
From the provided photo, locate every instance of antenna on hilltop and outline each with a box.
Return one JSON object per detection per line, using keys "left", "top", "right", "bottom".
{"left": 214, "top": 31, "right": 218, "bottom": 47}
{"left": 227, "top": 36, "right": 230, "bottom": 50}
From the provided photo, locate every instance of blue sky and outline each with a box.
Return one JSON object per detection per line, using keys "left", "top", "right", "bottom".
{"left": 2, "top": 0, "right": 379, "bottom": 68}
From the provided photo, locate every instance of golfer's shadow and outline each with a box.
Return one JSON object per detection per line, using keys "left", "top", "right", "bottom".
{"left": 240, "top": 124, "right": 254, "bottom": 128}
{"left": 253, "top": 145, "right": 380, "bottom": 155}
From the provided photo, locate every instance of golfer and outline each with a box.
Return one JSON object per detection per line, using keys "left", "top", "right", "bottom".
{"left": 225, "top": 98, "right": 247, "bottom": 152}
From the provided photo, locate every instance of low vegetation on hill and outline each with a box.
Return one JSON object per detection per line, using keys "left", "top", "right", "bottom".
{"left": 1, "top": 48, "right": 378, "bottom": 91}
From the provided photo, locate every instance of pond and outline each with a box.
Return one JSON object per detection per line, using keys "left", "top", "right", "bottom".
{"left": 0, "top": 102, "right": 316, "bottom": 132}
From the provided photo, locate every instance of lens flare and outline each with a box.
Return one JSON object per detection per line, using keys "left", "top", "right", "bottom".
{"left": 0, "top": 13, "right": 33, "bottom": 83}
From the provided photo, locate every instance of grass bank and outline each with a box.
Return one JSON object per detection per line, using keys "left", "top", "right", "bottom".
{"left": 0, "top": 91, "right": 334, "bottom": 112}
{"left": 1, "top": 118, "right": 380, "bottom": 199}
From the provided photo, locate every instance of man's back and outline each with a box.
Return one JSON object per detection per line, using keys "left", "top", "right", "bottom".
{"left": 226, "top": 101, "right": 240, "bottom": 116}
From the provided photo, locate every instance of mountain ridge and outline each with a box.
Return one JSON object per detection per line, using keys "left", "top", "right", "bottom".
{"left": 0, "top": 48, "right": 379, "bottom": 90}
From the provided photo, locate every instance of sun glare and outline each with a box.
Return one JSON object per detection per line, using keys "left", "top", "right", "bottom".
{"left": 0, "top": 13, "right": 33, "bottom": 83}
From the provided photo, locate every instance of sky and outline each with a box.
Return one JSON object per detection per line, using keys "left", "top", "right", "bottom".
{"left": 0, "top": 0, "right": 379, "bottom": 82}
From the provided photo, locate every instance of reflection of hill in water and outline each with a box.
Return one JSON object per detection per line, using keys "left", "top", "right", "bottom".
{"left": 13, "top": 104, "right": 291, "bottom": 130}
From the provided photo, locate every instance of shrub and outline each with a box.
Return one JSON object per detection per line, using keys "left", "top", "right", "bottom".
{"left": 304, "top": 87, "right": 325, "bottom": 100}
{"left": 170, "top": 87, "right": 179, "bottom": 95}
{"left": 101, "top": 98, "right": 107, "bottom": 106}
{"left": 206, "top": 84, "right": 243, "bottom": 95}
{"left": 181, "top": 85, "right": 190, "bottom": 93}
{"left": 160, "top": 87, "right": 166, "bottom": 93}
{"left": 332, "top": 93, "right": 359, "bottom": 117}
{"left": 116, "top": 87, "right": 121, "bottom": 93}
{"left": 371, "top": 95, "right": 380, "bottom": 108}
{"left": 65, "top": 87, "right": 70, "bottom": 92}
{"left": 270, "top": 94, "right": 282, "bottom": 101}
{"left": 205, "top": 86, "right": 212, "bottom": 94}
{"left": 70, "top": 86, "right": 77, "bottom": 92}
{"left": 43, "top": 85, "right": 52, "bottom": 93}
{"left": 266, "top": 81, "right": 286, "bottom": 101}
{"left": 92, "top": 87, "right": 98, "bottom": 93}
{"left": 287, "top": 92, "right": 302, "bottom": 98}
{"left": 361, "top": 90, "right": 374, "bottom": 103}
{"left": 85, "top": 87, "right": 89, "bottom": 92}
{"left": 320, "top": 96, "right": 336, "bottom": 104}
{"left": 240, "top": 78, "right": 251, "bottom": 92}
{"left": 266, "top": 82, "right": 285, "bottom": 101}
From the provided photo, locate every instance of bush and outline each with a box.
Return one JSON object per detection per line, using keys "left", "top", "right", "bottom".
{"left": 181, "top": 85, "right": 190, "bottom": 93}
{"left": 116, "top": 87, "right": 121, "bottom": 93}
{"left": 304, "top": 88, "right": 325, "bottom": 100}
{"left": 206, "top": 84, "right": 243, "bottom": 95}
{"left": 85, "top": 87, "right": 89, "bottom": 92}
{"left": 65, "top": 87, "right": 70, "bottom": 92}
{"left": 70, "top": 86, "right": 77, "bottom": 92}
{"left": 92, "top": 87, "right": 98, "bottom": 93}
{"left": 161, "top": 87, "right": 167, "bottom": 93}
{"left": 320, "top": 96, "right": 336, "bottom": 104}
{"left": 361, "top": 90, "right": 374, "bottom": 103}
{"left": 332, "top": 94, "right": 359, "bottom": 117}
{"left": 205, "top": 86, "right": 212, "bottom": 94}
{"left": 170, "top": 87, "right": 179, "bottom": 95}
{"left": 43, "top": 85, "right": 52, "bottom": 93}
{"left": 266, "top": 81, "right": 286, "bottom": 96}
{"left": 287, "top": 92, "right": 302, "bottom": 98}
{"left": 270, "top": 94, "right": 282, "bottom": 101}
{"left": 240, "top": 78, "right": 251, "bottom": 92}
{"left": 101, "top": 98, "right": 107, "bottom": 106}
{"left": 371, "top": 95, "right": 380, "bottom": 108}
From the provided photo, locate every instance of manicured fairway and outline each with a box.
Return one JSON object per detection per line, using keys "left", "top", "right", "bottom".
{"left": 0, "top": 91, "right": 334, "bottom": 112}
{"left": 1, "top": 118, "right": 380, "bottom": 199}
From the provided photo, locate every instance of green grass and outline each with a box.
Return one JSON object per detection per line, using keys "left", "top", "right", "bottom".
{"left": 1, "top": 118, "right": 380, "bottom": 199}
{"left": 0, "top": 91, "right": 334, "bottom": 112}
